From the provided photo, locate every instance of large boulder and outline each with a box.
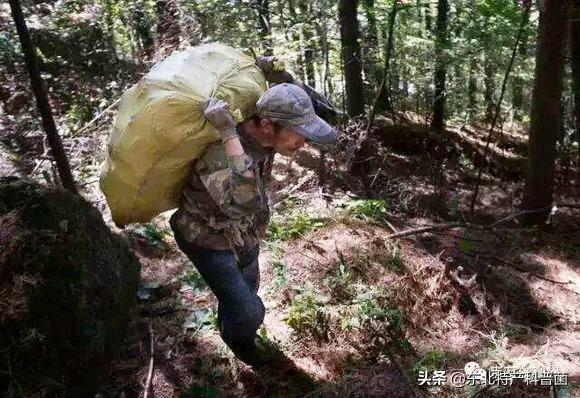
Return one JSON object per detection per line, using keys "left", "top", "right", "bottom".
{"left": 0, "top": 177, "right": 140, "bottom": 397}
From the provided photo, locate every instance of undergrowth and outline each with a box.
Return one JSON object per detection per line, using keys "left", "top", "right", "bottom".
{"left": 284, "top": 289, "right": 330, "bottom": 342}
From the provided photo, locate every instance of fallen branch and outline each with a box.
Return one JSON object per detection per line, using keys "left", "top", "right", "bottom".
{"left": 144, "top": 322, "right": 155, "bottom": 398}
{"left": 464, "top": 253, "right": 575, "bottom": 287}
{"left": 385, "top": 204, "right": 580, "bottom": 240}
{"left": 385, "top": 222, "right": 467, "bottom": 239}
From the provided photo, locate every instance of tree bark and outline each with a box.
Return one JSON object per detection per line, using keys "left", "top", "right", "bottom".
{"left": 155, "top": 0, "right": 180, "bottom": 54}
{"left": 288, "top": 0, "right": 305, "bottom": 82}
{"left": 468, "top": 56, "right": 478, "bottom": 120}
{"left": 522, "top": 0, "right": 567, "bottom": 224}
{"left": 362, "top": 0, "right": 381, "bottom": 98}
{"left": 431, "top": 0, "right": 449, "bottom": 132}
{"left": 375, "top": 1, "right": 398, "bottom": 113}
{"left": 512, "top": 27, "right": 528, "bottom": 120}
{"left": 299, "top": 1, "right": 316, "bottom": 88}
{"left": 483, "top": 50, "right": 496, "bottom": 123}
{"left": 130, "top": 0, "right": 154, "bottom": 57}
{"left": 339, "top": 0, "right": 365, "bottom": 117}
{"left": 256, "top": 0, "right": 274, "bottom": 56}
{"left": 570, "top": 16, "right": 580, "bottom": 155}
{"left": 8, "top": 0, "right": 77, "bottom": 193}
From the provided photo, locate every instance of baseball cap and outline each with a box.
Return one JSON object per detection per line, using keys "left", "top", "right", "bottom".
{"left": 255, "top": 83, "right": 337, "bottom": 144}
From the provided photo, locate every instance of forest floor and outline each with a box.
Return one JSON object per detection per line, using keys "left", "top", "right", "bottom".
{"left": 1, "top": 113, "right": 579, "bottom": 398}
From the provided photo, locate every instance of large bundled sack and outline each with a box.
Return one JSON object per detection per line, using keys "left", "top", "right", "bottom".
{"left": 100, "top": 43, "right": 267, "bottom": 226}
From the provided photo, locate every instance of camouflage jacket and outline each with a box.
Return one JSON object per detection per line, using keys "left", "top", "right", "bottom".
{"left": 171, "top": 129, "right": 274, "bottom": 253}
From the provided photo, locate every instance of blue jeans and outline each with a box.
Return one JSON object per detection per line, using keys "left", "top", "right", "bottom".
{"left": 171, "top": 223, "right": 265, "bottom": 365}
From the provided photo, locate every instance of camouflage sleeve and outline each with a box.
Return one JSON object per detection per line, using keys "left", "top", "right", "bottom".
{"left": 195, "top": 144, "right": 263, "bottom": 219}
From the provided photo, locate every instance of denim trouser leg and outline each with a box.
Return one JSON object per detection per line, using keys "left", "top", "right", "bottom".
{"left": 171, "top": 226, "right": 265, "bottom": 364}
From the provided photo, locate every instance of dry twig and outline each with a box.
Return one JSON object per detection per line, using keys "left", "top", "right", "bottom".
{"left": 144, "top": 322, "right": 155, "bottom": 398}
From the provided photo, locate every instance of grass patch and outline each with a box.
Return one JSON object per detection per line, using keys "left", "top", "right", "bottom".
{"left": 266, "top": 242, "right": 289, "bottom": 294}
{"left": 267, "top": 213, "right": 326, "bottom": 241}
{"left": 284, "top": 289, "right": 330, "bottom": 341}
{"left": 411, "top": 350, "right": 446, "bottom": 379}
{"left": 343, "top": 199, "right": 389, "bottom": 223}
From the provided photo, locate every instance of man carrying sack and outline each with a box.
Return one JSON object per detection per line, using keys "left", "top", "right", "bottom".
{"left": 169, "top": 62, "right": 338, "bottom": 367}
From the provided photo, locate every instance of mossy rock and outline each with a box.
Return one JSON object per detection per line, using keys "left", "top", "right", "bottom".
{"left": 0, "top": 177, "right": 140, "bottom": 397}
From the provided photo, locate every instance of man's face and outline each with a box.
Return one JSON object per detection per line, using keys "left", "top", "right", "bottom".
{"left": 256, "top": 119, "right": 306, "bottom": 155}
{"left": 273, "top": 127, "right": 307, "bottom": 156}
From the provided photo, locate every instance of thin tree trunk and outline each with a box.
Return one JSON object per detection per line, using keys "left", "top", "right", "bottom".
{"left": 288, "top": 0, "right": 305, "bottom": 82}
{"left": 431, "top": 0, "right": 449, "bottom": 132}
{"left": 339, "top": 0, "right": 365, "bottom": 117}
{"left": 469, "top": 3, "right": 531, "bottom": 213}
{"left": 425, "top": 0, "right": 432, "bottom": 32}
{"left": 155, "top": 0, "right": 180, "bottom": 54}
{"left": 375, "top": 1, "right": 398, "bottom": 113}
{"left": 512, "top": 27, "right": 528, "bottom": 120}
{"left": 522, "top": 0, "right": 567, "bottom": 224}
{"left": 8, "top": 0, "right": 76, "bottom": 193}
{"left": 570, "top": 17, "right": 580, "bottom": 156}
{"left": 468, "top": 56, "right": 478, "bottom": 120}
{"left": 483, "top": 50, "right": 496, "bottom": 123}
{"left": 257, "top": 0, "right": 274, "bottom": 56}
{"left": 314, "top": 1, "right": 332, "bottom": 96}
{"left": 362, "top": 0, "right": 381, "bottom": 98}
{"left": 130, "top": 0, "right": 154, "bottom": 58}
{"left": 299, "top": 1, "right": 316, "bottom": 88}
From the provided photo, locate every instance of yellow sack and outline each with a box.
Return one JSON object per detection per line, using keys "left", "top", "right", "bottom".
{"left": 100, "top": 43, "right": 267, "bottom": 226}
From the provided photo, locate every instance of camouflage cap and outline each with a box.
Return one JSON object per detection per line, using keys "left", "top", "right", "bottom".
{"left": 255, "top": 83, "right": 337, "bottom": 144}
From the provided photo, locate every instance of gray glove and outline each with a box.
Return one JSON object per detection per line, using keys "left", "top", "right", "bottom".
{"left": 202, "top": 97, "right": 238, "bottom": 143}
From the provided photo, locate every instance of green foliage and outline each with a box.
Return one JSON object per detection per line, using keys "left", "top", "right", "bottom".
{"left": 64, "top": 102, "right": 94, "bottom": 129}
{"left": 181, "top": 268, "right": 206, "bottom": 290}
{"left": 355, "top": 294, "right": 402, "bottom": 328}
{"left": 126, "top": 223, "right": 169, "bottom": 251}
{"left": 182, "top": 385, "right": 220, "bottom": 398}
{"left": 326, "top": 252, "right": 357, "bottom": 303}
{"left": 458, "top": 237, "right": 475, "bottom": 254}
{"left": 284, "top": 289, "right": 330, "bottom": 341}
{"left": 411, "top": 350, "right": 446, "bottom": 379}
{"left": 265, "top": 241, "right": 289, "bottom": 294}
{"left": 382, "top": 242, "right": 405, "bottom": 274}
{"left": 267, "top": 214, "right": 326, "bottom": 241}
{"left": 343, "top": 199, "right": 389, "bottom": 223}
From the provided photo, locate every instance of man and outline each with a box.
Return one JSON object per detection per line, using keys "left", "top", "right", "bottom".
{"left": 169, "top": 81, "right": 337, "bottom": 367}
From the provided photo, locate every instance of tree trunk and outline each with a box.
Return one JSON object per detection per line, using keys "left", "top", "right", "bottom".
{"left": 570, "top": 17, "right": 580, "bottom": 155}
{"left": 522, "top": 0, "right": 567, "bottom": 224}
{"left": 468, "top": 56, "right": 478, "bottom": 120}
{"left": 155, "top": 0, "right": 180, "bottom": 54}
{"left": 299, "top": 1, "right": 316, "bottom": 88}
{"left": 314, "top": 2, "right": 332, "bottom": 96}
{"left": 288, "top": 0, "right": 305, "bottom": 82}
{"left": 431, "top": 0, "right": 448, "bottom": 132}
{"left": 8, "top": 0, "right": 76, "bottom": 193}
{"left": 362, "top": 0, "right": 381, "bottom": 98}
{"left": 256, "top": 0, "right": 274, "bottom": 56}
{"left": 130, "top": 0, "right": 154, "bottom": 57}
{"left": 425, "top": 0, "right": 432, "bottom": 32}
{"left": 339, "top": 0, "right": 365, "bottom": 117}
{"left": 512, "top": 24, "right": 528, "bottom": 120}
{"left": 375, "top": 2, "right": 398, "bottom": 113}
{"left": 483, "top": 50, "right": 496, "bottom": 123}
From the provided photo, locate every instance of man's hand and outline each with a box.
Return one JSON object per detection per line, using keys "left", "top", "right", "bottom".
{"left": 203, "top": 97, "right": 238, "bottom": 143}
